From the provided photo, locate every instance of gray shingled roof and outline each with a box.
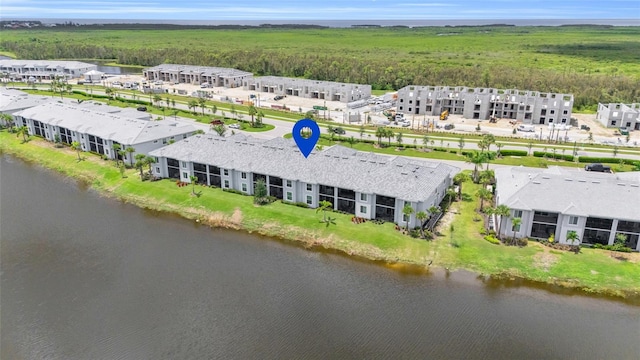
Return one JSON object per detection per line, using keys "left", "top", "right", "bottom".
{"left": 0, "top": 59, "right": 96, "bottom": 70}
{"left": 150, "top": 134, "right": 459, "bottom": 202}
{"left": 144, "top": 64, "right": 251, "bottom": 77}
{"left": 14, "top": 102, "right": 196, "bottom": 145}
{"left": 495, "top": 166, "right": 640, "bottom": 221}
{"left": 0, "top": 89, "right": 53, "bottom": 113}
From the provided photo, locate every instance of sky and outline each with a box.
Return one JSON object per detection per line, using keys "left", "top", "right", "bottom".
{"left": 1, "top": 0, "right": 639, "bottom": 21}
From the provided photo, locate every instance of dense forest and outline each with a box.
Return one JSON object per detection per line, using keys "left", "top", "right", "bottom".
{"left": 2, "top": 26, "right": 639, "bottom": 110}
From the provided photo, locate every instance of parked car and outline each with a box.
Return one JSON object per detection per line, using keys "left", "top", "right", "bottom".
{"left": 619, "top": 127, "right": 629, "bottom": 135}
{"left": 229, "top": 123, "right": 240, "bottom": 129}
{"left": 136, "top": 106, "right": 147, "bottom": 112}
{"left": 584, "top": 163, "right": 611, "bottom": 173}
{"left": 332, "top": 127, "right": 346, "bottom": 135}
{"left": 273, "top": 95, "right": 285, "bottom": 101}
{"left": 210, "top": 119, "right": 224, "bottom": 126}
{"left": 580, "top": 124, "right": 591, "bottom": 131}
{"left": 444, "top": 124, "right": 455, "bottom": 130}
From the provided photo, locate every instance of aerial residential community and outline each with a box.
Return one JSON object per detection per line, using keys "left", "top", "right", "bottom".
{"left": 2, "top": 8, "right": 640, "bottom": 359}
{"left": 1, "top": 59, "right": 639, "bottom": 251}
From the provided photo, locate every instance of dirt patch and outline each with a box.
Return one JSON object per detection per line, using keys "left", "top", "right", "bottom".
{"left": 230, "top": 208, "right": 243, "bottom": 225}
{"left": 533, "top": 249, "right": 559, "bottom": 272}
{"left": 609, "top": 251, "right": 639, "bottom": 263}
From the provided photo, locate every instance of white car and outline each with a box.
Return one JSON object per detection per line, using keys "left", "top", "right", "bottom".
{"left": 229, "top": 123, "right": 240, "bottom": 129}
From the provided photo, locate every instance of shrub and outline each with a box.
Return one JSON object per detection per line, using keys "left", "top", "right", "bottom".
{"left": 223, "top": 188, "right": 246, "bottom": 196}
{"left": 484, "top": 235, "right": 500, "bottom": 245}
{"left": 578, "top": 156, "right": 634, "bottom": 165}
{"left": 282, "top": 201, "right": 310, "bottom": 208}
{"left": 593, "top": 243, "right": 632, "bottom": 252}
{"left": 479, "top": 227, "right": 488, "bottom": 235}
{"left": 533, "top": 151, "right": 574, "bottom": 161}
{"left": 498, "top": 149, "right": 528, "bottom": 157}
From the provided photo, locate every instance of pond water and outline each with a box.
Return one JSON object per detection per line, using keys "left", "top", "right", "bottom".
{"left": 1, "top": 156, "right": 638, "bottom": 359}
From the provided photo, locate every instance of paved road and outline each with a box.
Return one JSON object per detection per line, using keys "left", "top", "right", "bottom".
{"left": 9, "top": 85, "right": 640, "bottom": 164}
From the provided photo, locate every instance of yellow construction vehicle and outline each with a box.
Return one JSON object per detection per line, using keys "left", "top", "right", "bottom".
{"left": 440, "top": 110, "right": 449, "bottom": 121}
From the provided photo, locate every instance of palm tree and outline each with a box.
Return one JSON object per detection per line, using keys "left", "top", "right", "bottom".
{"left": 125, "top": 146, "right": 135, "bottom": 167}
{"left": 359, "top": 125, "right": 365, "bottom": 140}
{"left": 189, "top": 175, "right": 198, "bottom": 195}
{"left": 153, "top": 94, "right": 161, "bottom": 106}
{"left": 416, "top": 211, "right": 428, "bottom": 238}
{"left": 112, "top": 143, "right": 121, "bottom": 166}
{"left": 198, "top": 97, "right": 207, "bottom": 115}
{"left": 71, "top": 141, "right": 82, "bottom": 160}
{"left": 475, "top": 188, "right": 492, "bottom": 212}
{"left": 527, "top": 141, "right": 534, "bottom": 156}
{"left": 211, "top": 104, "right": 217, "bottom": 116}
{"left": 375, "top": 127, "right": 385, "bottom": 146}
{"left": 511, "top": 217, "right": 522, "bottom": 241}
{"left": 317, "top": 200, "right": 333, "bottom": 223}
{"left": 457, "top": 137, "right": 465, "bottom": 154}
{"left": 395, "top": 131, "right": 403, "bottom": 148}
{"left": 496, "top": 143, "right": 503, "bottom": 158}
{"left": 446, "top": 188, "right": 457, "bottom": 209}
{"left": 466, "top": 151, "right": 487, "bottom": 182}
{"left": 453, "top": 172, "right": 470, "bottom": 200}
{"left": 248, "top": 105, "right": 257, "bottom": 127}
{"left": 402, "top": 203, "right": 414, "bottom": 231}
{"left": 16, "top": 125, "right": 29, "bottom": 143}
{"left": 422, "top": 135, "right": 430, "bottom": 150}
{"left": 493, "top": 205, "right": 510, "bottom": 239}
{"left": 230, "top": 105, "right": 237, "bottom": 119}
{"left": 482, "top": 133, "right": 495, "bottom": 153}
{"left": 478, "top": 169, "right": 494, "bottom": 187}
{"left": 1, "top": 113, "right": 14, "bottom": 130}
{"left": 346, "top": 136, "right": 356, "bottom": 148}
{"left": 385, "top": 128, "right": 394, "bottom": 146}
{"left": 566, "top": 230, "right": 580, "bottom": 245}
{"left": 145, "top": 156, "right": 155, "bottom": 174}
{"left": 134, "top": 153, "right": 147, "bottom": 179}
{"left": 255, "top": 111, "right": 264, "bottom": 127}
{"left": 427, "top": 206, "right": 441, "bottom": 231}
{"left": 187, "top": 99, "right": 198, "bottom": 114}
{"left": 212, "top": 124, "right": 227, "bottom": 137}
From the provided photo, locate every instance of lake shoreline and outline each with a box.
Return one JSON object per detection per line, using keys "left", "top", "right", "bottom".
{"left": 1, "top": 132, "right": 638, "bottom": 303}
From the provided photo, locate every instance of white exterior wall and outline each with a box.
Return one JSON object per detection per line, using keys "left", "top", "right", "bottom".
{"left": 556, "top": 214, "right": 586, "bottom": 245}
{"left": 355, "top": 192, "right": 374, "bottom": 219}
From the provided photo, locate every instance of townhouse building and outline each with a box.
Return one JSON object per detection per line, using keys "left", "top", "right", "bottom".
{"left": 494, "top": 166, "right": 640, "bottom": 251}
{"left": 397, "top": 85, "right": 574, "bottom": 125}
{"left": 143, "top": 64, "right": 252, "bottom": 88}
{"left": 12, "top": 101, "right": 198, "bottom": 163}
{"left": 0, "top": 60, "right": 97, "bottom": 81}
{"left": 149, "top": 134, "right": 459, "bottom": 228}
{"left": 243, "top": 76, "right": 372, "bottom": 103}
{"left": 596, "top": 103, "right": 640, "bottom": 130}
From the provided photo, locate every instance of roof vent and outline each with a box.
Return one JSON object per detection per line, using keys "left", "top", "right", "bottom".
{"left": 617, "top": 183, "right": 626, "bottom": 186}
{"left": 542, "top": 176, "right": 550, "bottom": 179}
{"left": 564, "top": 178, "right": 572, "bottom": 181}
{"left": 578, "top": 179, "right": 586, "bottom": 183}
{"left": 630, "top": 184, "right": 639, "bottom": 188}
{"left": 592, "top": 181, "right": 600, "bottom": 184}
{"left": 532, "top": 181, "right": 541, "bottom": 184}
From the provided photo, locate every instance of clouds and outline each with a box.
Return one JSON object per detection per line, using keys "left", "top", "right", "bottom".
{"left": 1, "top": 0, "right": 638, "bottom": 20}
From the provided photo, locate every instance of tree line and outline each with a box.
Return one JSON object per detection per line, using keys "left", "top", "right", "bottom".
{"left": 2, "top": 41, "right": 638, "bottom": 108}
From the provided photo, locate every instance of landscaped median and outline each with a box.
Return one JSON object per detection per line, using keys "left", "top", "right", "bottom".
{"left": 1, "top": 130, "right": 639, "bottom": 301}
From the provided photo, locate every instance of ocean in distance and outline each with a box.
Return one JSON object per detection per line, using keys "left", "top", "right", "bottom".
{"left": 6, "top": 18, "right": 640, "bottom": 27}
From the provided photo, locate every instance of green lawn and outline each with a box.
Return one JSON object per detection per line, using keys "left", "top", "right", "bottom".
{"left": 1, "top": 130, "right": 638, "bottom": 299}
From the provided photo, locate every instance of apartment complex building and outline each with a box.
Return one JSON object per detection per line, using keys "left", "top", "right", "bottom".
{"left": 494, "top": 166, "right": 640, "bottom": 251}
{"left": 149, "top": 134, "right": 458, "bottom": 228}
{"left": 13, "top": 101, "right": 197, "bottom": 162}
{"left": 596, "top": 103, "right": 640, "bottom": 130}
{"left": 143, "top": 64, "right": 252, "bottom": 88}
{"left": 0, "top": 60, "right": 97, "bottom": 81}
{"left": 397, "top": 85, "right": 574, "bottom": 124}
{"left": 243, "top": 76, "right": 372, "bottom": 103}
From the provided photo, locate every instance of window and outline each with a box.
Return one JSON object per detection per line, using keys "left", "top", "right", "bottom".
{"left": 286, "top": 192, "right": 292, "bottom": 201}
{"left": 182, "top": 161, "right": 187, "bottom": 168}
{"left": 563, "top": 110, "right": 568, "bottom": 115}
{"left": 512, "top": 222, "right": 521, "bottom": 232}
{"left": 550, "top": 110, "right": 555, "bottom": 115}
{"left": 306, "top": 195, "right": 312, "bottom": 205}
{"left": 306, "top": 184, "right": 312, "bottom": 191}
{"left": 360, "top": 193, "right": 367, "bottom": 201}
{"left": 360, "top": 206, "right": 367, "bottom": 214}
{"left": 286, "top": 180, "right": 292, "bottom": 187}
{"left": 242, "top": 183, "right": 247, "bottom": 192}
{"left": 182, "top": 172, "right": 188, "bottom": 179}
{"left": 403, "top": 214, "right": 409, "bottom": 222}
{"left": 569, "top": 216, "right": 579, "bottom": 225}
{"left": 241, "top": 172, "right": 247, "bottom": 179}
{"left": 513, "top": 210, "right": 523, "bottom": 219}
{"left": 611, "top": 120, "right": 617, "bottom": 126}
{"left": 223, "top": 169, "right": 229, "bottom": 176}
{"left": 224, "top": 180, "right": 229, "bottom": 188}
{"left": 156, "top": 167, "right": 160, "bottom": 173}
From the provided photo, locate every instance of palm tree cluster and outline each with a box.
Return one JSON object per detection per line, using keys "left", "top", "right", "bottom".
{"left": 375, "top": 127, "right": 395, "bottom": 147}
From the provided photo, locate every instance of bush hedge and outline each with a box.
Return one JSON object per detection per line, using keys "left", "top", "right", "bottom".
{"left": 484, "top": 235, "right": 500, "bottom": 245}
{"left": 533, "top": 151, "right": 574, "bottom": 162}
{"left": 578, "top": 156, "right": 635, "bottom": 165}
{"left": 498, "top": 149, "right": 528, "bottom": 156}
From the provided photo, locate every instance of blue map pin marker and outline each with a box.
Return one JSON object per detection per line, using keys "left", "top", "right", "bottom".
{"left": 292, "top": 118, "right": 320, "bottom": 158}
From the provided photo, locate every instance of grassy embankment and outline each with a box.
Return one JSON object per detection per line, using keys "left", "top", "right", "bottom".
{"left": 2, "top": 26, "right": 640, "bottom": 109}
{"left": 1, "top": 130, "right": 639, "bottom": 300}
